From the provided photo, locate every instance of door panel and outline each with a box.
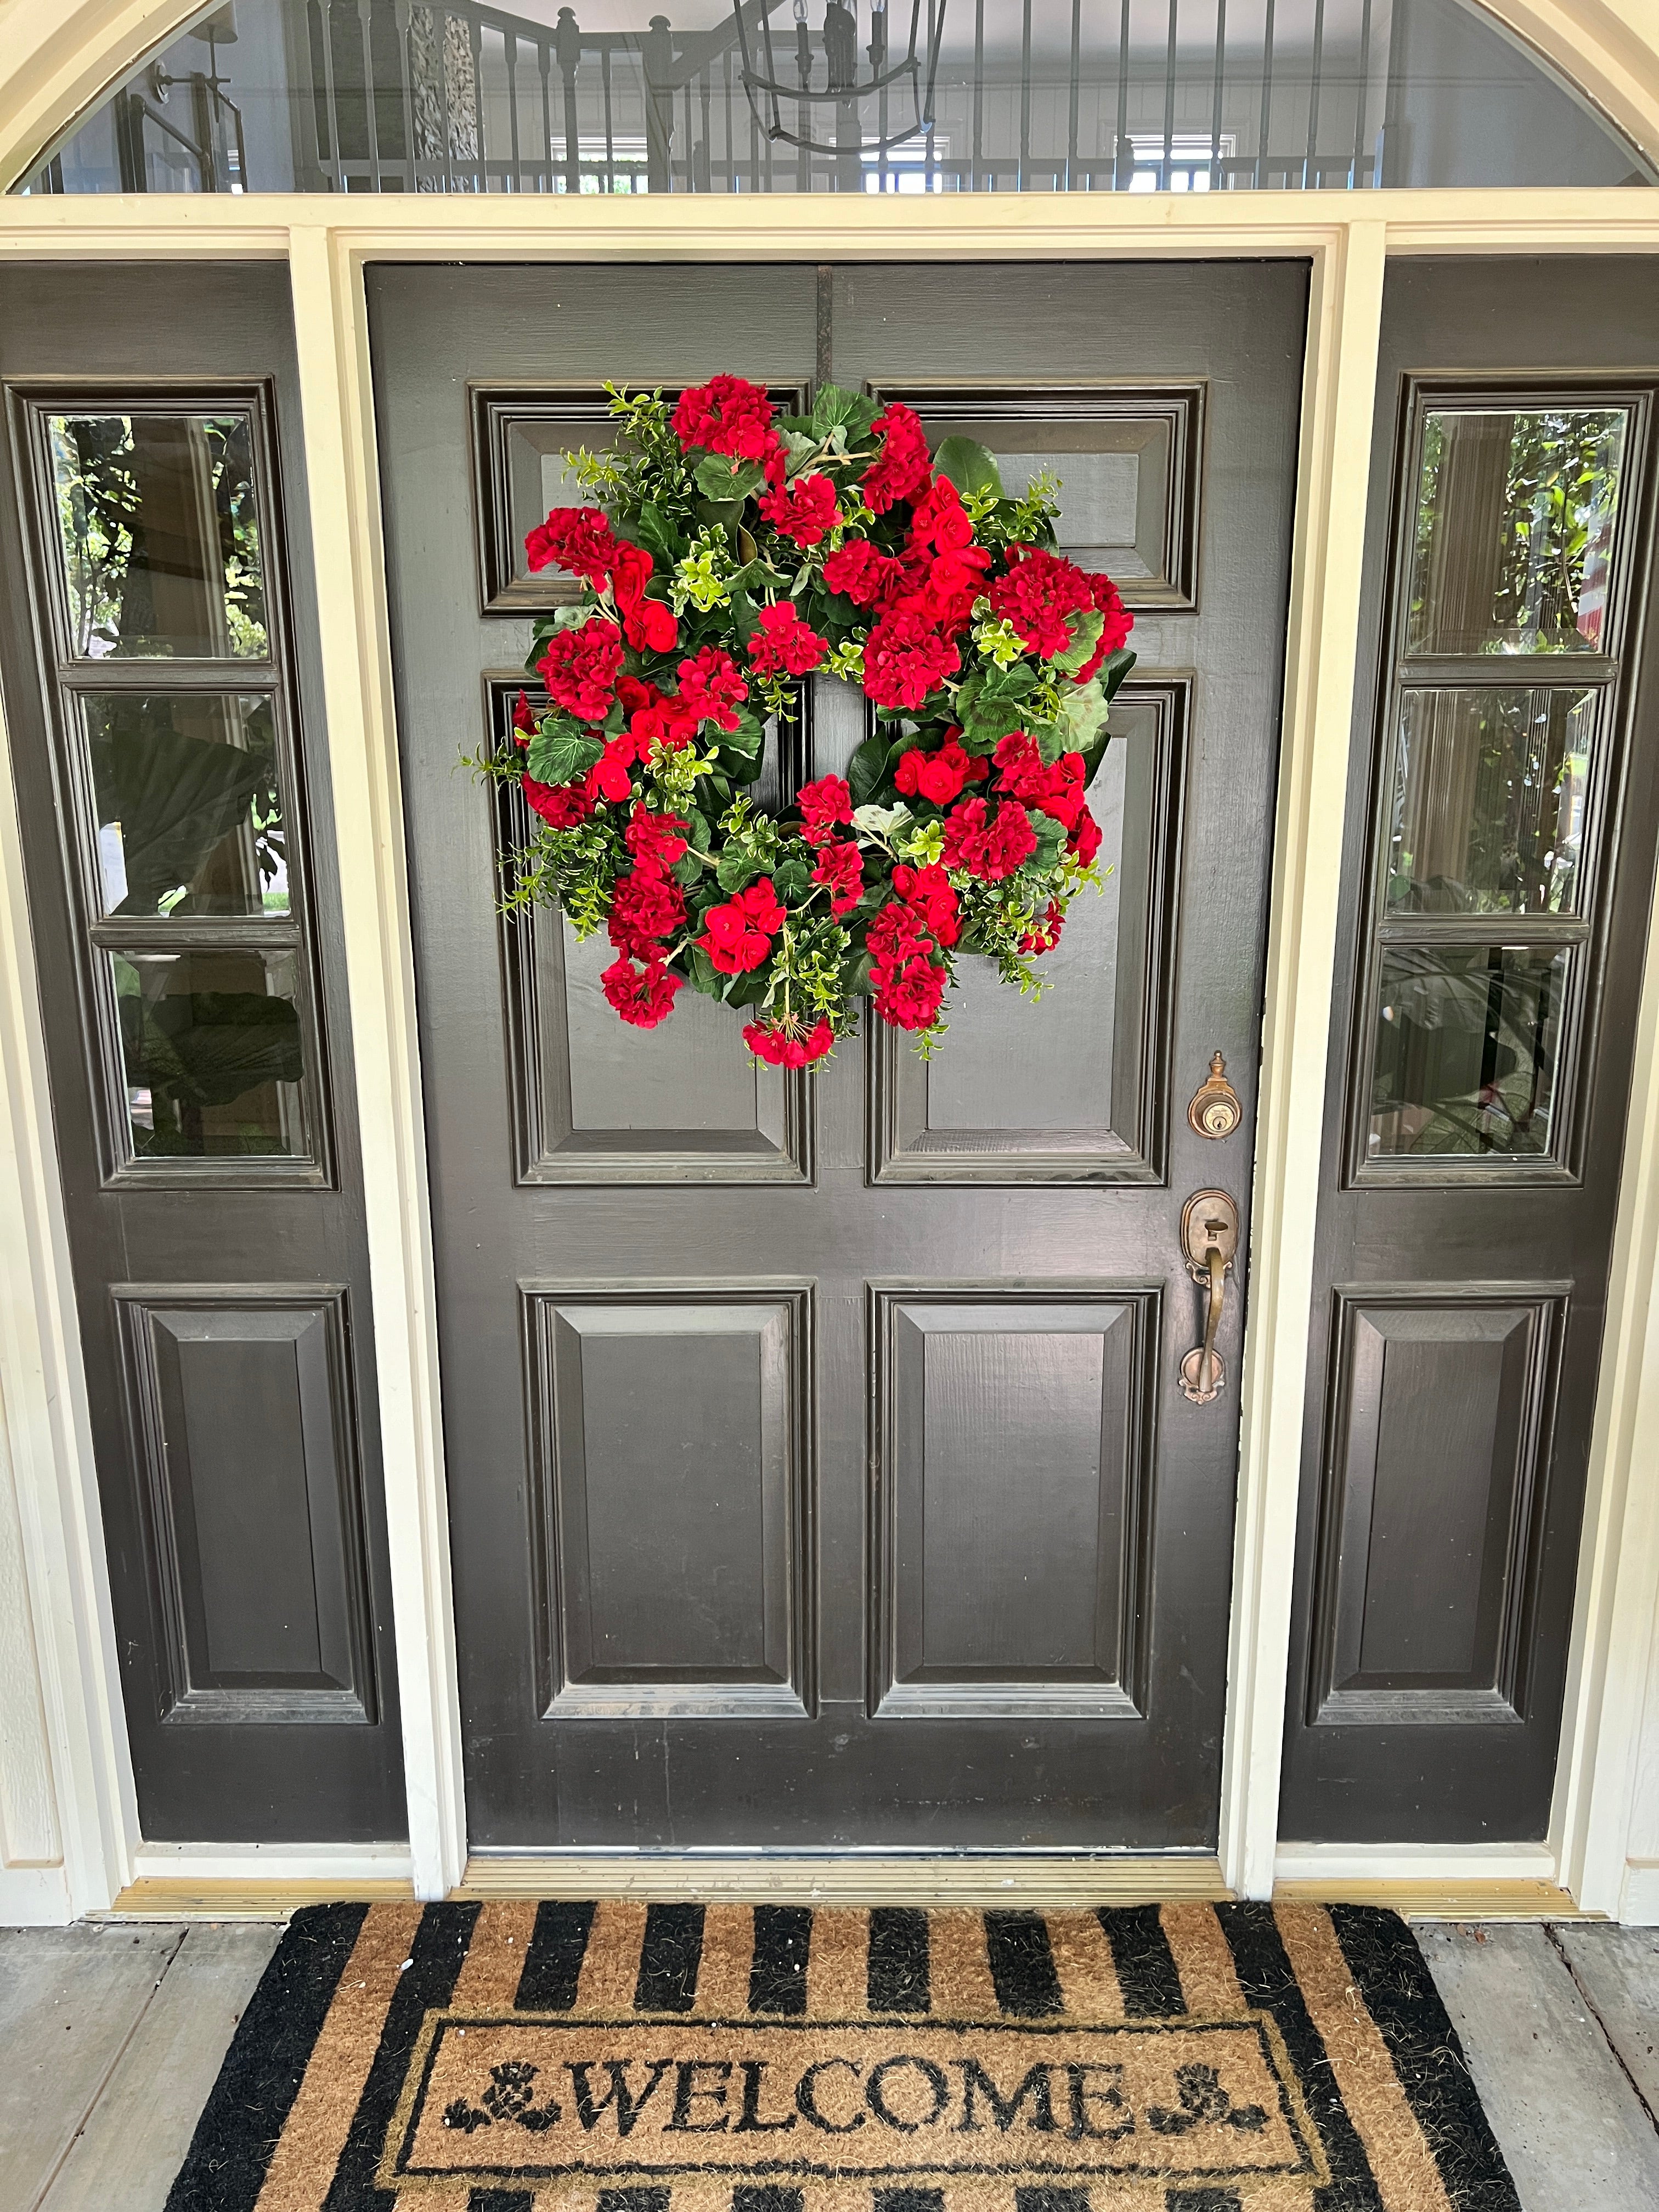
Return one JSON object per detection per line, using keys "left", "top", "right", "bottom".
{"left": 0, "top": 265, "right": 404, "bottom": 1841}
{"left": 1280, "top": 260, "right": 1659, "bottom": 1842}
{"left": 370, "top": 258, "right": 1308, "bottom": 1850}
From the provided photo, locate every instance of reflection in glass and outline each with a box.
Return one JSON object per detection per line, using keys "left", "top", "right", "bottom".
{"left": 1369, "top": 944, "right": 1568, "bottom": 1160}
{"left": 111, "top": 948, "right": 306, "bottom": 1159}
{"left": 85, "top": 694, "right": 287, "bottom": 919}
{"left": 1407, "top": 407, "right": 1627, "bottom": 656}
{"left": 1387, "top": 688, "right": 1592, "bottom": 916}
{"left": 49, "top": 413, "right": 267, "bottom": 659}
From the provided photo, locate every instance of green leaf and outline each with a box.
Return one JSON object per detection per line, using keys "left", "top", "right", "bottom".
{"left": 846, "top": 950, "right": 876, "bottom": 996}
{"left": 847, "top": 732, "right": 895, "bottom": 806}
{"left": 933, "top": 435, "right": 1004, "bottom": 499}
{"left": 716, "top": 845, "right": 761, "bottom": 894}
{"left": 960, "top": 693, "right": 1029, "bottom": 753}
{"left": 1026, "top": 811, "right": 1066, "bottom": 871}
{"left": 1100, "top": 646, "right": 1137, "bottom": 701}
{"left": 722, "top": 965, "right": 771, "bottom": 1007}
{"left": 1051, "top": 606, "right": 1105, "bottom": 678}
{"left": 811, "top": 383, "right": 879, "bottom": 443}
{"left": 728, "top": 588, "right": 760, "bottom": 648}
{"left": 686, "top": 945, "right": 726, "bottom": 999}
{"left": 772, "top": 857, "right": 811, "bottom": 902}
{"left": 979, "top": 660, "right": 1037, "bottom": 701}
{"left": 696, "top": 497, "right": 745, "bottom": 530}
{"left": 670, "top": 851, "right": 704, "bottom": 888}
{"left": 634, "top": 500, "right": 679, "bottom": 567}
{"left": 695, "top": 453, "right": 768, "bottom": 504}
{"left": 1077, "top": 726, "right": 1113, "bottom": 783}
{"left": 524, "top": 727, "right": 602, "bottom": 787}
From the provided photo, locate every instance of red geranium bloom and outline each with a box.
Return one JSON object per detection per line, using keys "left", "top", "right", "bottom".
{"left": 866, "top": 900, "right": 946, "bottom": 1031}
{"left": 674, "top": 645, "right": 748, "bottom": 734}
{"left": 987, "top": 545, "right": 1097, "bottom": 659}
{"left": 908, "top": 475, "right": 975, "bottom": 554}
{"left": 891, "top": 861, "right": 960, "bottom": 949}
{"left": 610, "top": 541, "right": 679, "bottom": 656}
{"left": 1074, "top": 571, "right": 1135, "bottom": 683}
{"left": 743, "top": 1016, "right": 836, "bottom": 1068}
{"left": 625, "top": 803, "right": 689, "bottom": 867}
{"left": 893, "top": 736, "right": 986, "bottom": 809}
{"left": 993, "top": 730, "right": 1087, "bottom": 830}
{"left": 1020, "top": 899, "right": 1066, "bottom": 955}
{"left": 1069, "top": 806, "right": 1103, "bottom": 867}
{"left": 699, "top": 878, "right": 787, "bottom": 974}
{"left": 864, "top": 608, "right": 959, "bottom": 710}
{"left": 512, "top": 689, "right": 538, "bottom": 740}
{"left": 608, "top": 862, "right": 687, "bottom": 958}
{"left": 523, "top": 776, "right": 592, "bottom": 828}
{"left": 524, "top": 505, "right": 617, "bottom": 585}
{"left": 811, "top": 838, "right": 865, "bottom": 915}
{"left": 536, "top": 616, "right": 624, "bottom": 722}
{"left": 747, "top": 601, "right": 828, "bottom": 679}
{"left": 796, "top": 774, "right": 854, "bottom": 845}
{"left": 759, "top": 471, "right": 840, "bottom": 549}
{"left": 672, "top": 374, "right": 778, "bottom": 464}
{"left": 862, "top": 402, "right": 933, "bottom": 515}
{"left": 941, "top": 794, "right": 1039, "bottom": 880}
{"left": 601, "top": 954, "right": 684, "bottom": 1029}
{"left": 822, "top": 536, "right": 903, "bottom": 609}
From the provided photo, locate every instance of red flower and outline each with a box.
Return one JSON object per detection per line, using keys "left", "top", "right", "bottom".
{"left": 908, "top": 475, "right": 974, "bottom": 554}
{"left": 674, "top": 645, "right": 748, "bottom": 734}
{"left": 523, "top": 776, "right": 592, "bottom": 828}
{"left": 1020, "top": 899, "right": 1066, "bottom": 955}
{"left": 822, "top": 536, "right": 902, "bottom": 609}
{"left": 699, "top": 878, "right": 786, "bottom": 974}
{"left": 536, "top": 616, "right": 624, "bottom": 722}
{"left": 512, "top": 690, "right": 538, "bottom": 741}
{"left": 672, "top": 374, "right": 779, "bottom": 464}
{"left": 893, "top": 735, "right": 986, "bottom": 808}
{"left": 866, "top": 900, "right": 946, "bottom": 1031}
{"left": 1075, "top": 571, "right": 1134, "bottom": 683}
{"left": 611, "top": 541, "right": 678, "bottom": 656}
{"left": 941, "top": 794, "right": 1039, "bottom": 880}
{"left": 993, "top": 730, "right": 1086, "bottom": 829}
{"left": 583, "top": 732, "right": 645, "bottom": 806}
{"left": 987, "top": 545, "right": 1097, "bottom": 659}
{"left": 862, "top": 402, "right": 933, "bottom": 515}
{"left": 608, "top": 862, "right": 686, "bottom": 958}
{"left": 524, "top": 506, "right": 617, "bottom": 585}
{"left": 1069, "top": 806, "right": 1103, "bottom": 867}
{"left": 759, "top": 471, "right": 840, "bottom": 548}
{"left": 864, "top": 608, "right": 959, "bottom": 710}
{"left": 891, "top": 861, "right": 960, "bottom": 949}
{"left": 743, "top": 1016, "right": 835, "bottom": 1068}
{"left": 747, "top": 601, "right": 828, "bottom": 679}
{"left": 797, "top": 774, "right": 853, "bottom": 845}
{"left": 811, "top": 838, "right": 865, "bottom": 915}
{"left": 625, "top": 803, "right": 689, "bottom": 867}
{"left": 601, "top": 954, "right": 684, "bottom": 1029}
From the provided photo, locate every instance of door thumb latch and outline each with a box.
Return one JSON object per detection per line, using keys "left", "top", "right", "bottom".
{"left": 1178, "top": 1188, "right": 1239, "bottom": 1404}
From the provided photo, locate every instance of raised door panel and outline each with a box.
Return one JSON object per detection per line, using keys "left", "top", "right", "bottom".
{"left": 1308, "top": 1289, "right": 1566, "bottom": 1726}
{"left": 527, "top": 1286, "right": 811, "bottom": 1717}
{"left": 873, "top": 1289, "right": 1156, "bottom": 1718}
{"left": 112, "top": 1285, "right": 376, "bottom": 1724}
{"left": 870, "top": 689, "right": 1182, "bottom": 1183}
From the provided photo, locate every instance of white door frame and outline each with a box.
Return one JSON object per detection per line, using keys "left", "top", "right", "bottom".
{"left": 3, "top": 188, "right": 1659, "bottom": 1917}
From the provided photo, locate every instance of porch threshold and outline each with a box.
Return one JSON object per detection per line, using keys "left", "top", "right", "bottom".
{"left": 456, "top": 1852, "right": 1232, "bottom": 1905}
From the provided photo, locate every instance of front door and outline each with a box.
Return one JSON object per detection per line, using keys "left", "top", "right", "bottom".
{"left": 371, "top": 259, "right": 1307, "bottom": 1852}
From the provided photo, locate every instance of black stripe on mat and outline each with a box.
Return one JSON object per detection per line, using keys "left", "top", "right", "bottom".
{"left": 469, "top": 2193, "right": 534, "bottom": 2212}
{"left": 1098, "top": 1903, "right": 1185, "bottom": 2018}
{"left": 597, "top": 2193, "right": 671, "bottom": 2212}
{"left": 1328, "top": 1904, "right": 1525, "bottom": 2212}
{"left": 749, "top": 1904, "right": 812, "bottom": 2014}
{"left": 635, "top": 1901, "right": 706, "bottom": 2013}
{"left": 985, "top": 1909, "right": 1064, "bottom": 2016}
{"left": 874, "top": 2193, "right": 945, "bottom": 2212}
{"left": 868, "top": 1905, "right": 929, "bottom": 2012}
{"left": 1015, "top": 2188, "right": 1091, "bottom": 2212}
{"left": 1165, "top": 2192, "right": 1243, "bottom": 2212}
{"left": 1216, "top": 1901, "right": 1384, "bottom": 2212}
{"left": 516, "top": 1899, "right": 596, "bottom": 2010}
{"left": 735, "top": 2188, "right": 805, "bottom": 2212}
{"left": 163, "top": 1900, "right": 369, "bottom": 2212}
{"left": 322, "top": 1900, "right": 482, "bottom": 2212}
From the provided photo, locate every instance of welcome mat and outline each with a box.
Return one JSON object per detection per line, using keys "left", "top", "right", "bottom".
{"left": 165, "top": 1900, "right": 1520, "bottom": 2211}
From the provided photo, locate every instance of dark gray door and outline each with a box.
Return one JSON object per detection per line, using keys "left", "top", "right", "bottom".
{"left": 1280, "top": 259, "right": 1659, "bottom": 1843}
{"left": 371, "top": 259, "right": 1308, "bottom": 1851}
{"left": 0, "top": 266, "right": 404, "bottom": 1842}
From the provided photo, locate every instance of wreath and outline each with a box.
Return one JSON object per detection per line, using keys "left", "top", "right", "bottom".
{"left": 481, "top": 376, "right": 1136, "bottom": 1067}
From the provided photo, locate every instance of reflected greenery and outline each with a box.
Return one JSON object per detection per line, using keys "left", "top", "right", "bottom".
{"left": 1369, "top": 944, "right": 1565, "bottom": 1158}
{"left": 114, "top": 950, "right": 305, "bottom": 1158}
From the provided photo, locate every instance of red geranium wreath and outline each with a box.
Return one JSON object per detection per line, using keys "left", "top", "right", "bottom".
{"left": 480, "top": 377, "right": 1135, "bottom": 1067}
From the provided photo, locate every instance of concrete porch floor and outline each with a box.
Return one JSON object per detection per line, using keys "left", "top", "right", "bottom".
{"left": 1, "top": 1918, "right": 1656, "bottom": 2210}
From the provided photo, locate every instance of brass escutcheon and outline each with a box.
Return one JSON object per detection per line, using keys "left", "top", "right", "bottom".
{"left": 1187, "top": 1050, "right": 1243, "bottom": 1139}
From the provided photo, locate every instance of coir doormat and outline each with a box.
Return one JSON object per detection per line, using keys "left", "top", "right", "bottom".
{"left": 165, "top": 1900, "right": 1520, "bottom": 2212}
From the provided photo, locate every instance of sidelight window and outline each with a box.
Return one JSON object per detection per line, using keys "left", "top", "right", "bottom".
{"left": 1353, "top": 389, "right": 1650, "bottom": 1180}
{"left": 19, "top": 392, "right": 328, "bottom": 1178}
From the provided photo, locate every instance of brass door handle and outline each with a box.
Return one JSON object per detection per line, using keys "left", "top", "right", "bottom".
{"left": 1179, "top": 1189, "right": 1238, "bottom": 1404}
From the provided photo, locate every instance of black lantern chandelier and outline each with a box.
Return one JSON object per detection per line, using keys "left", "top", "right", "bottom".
{"left": 734, "top": 0, "right": 946, "bottom": 158}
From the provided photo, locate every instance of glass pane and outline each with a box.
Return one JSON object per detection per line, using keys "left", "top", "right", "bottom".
{"left": 110, "top": 947, "right": 307, "bottom": 1160}
{"left": 1387, "top": 687, "right": 1594, "bottom": 916}
{"left": 14, "top": 0, "right": 1655, "bottom": 198}
{"left": 49, "top": 413, "right": 267, "bottom": 659}
{"left": 1369, "top": 944, "right": 1569, "bottom": 1161}
{"left": 1407, "top": 406, "right": 1628, "bottom": 657}
{"left": 84, "top": 694, "right": 287, "bottom": 919}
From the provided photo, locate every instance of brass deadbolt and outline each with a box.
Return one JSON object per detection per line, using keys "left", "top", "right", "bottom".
{"left": 1187, "top": 1051, "right": 1242, "bottom": 1140}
